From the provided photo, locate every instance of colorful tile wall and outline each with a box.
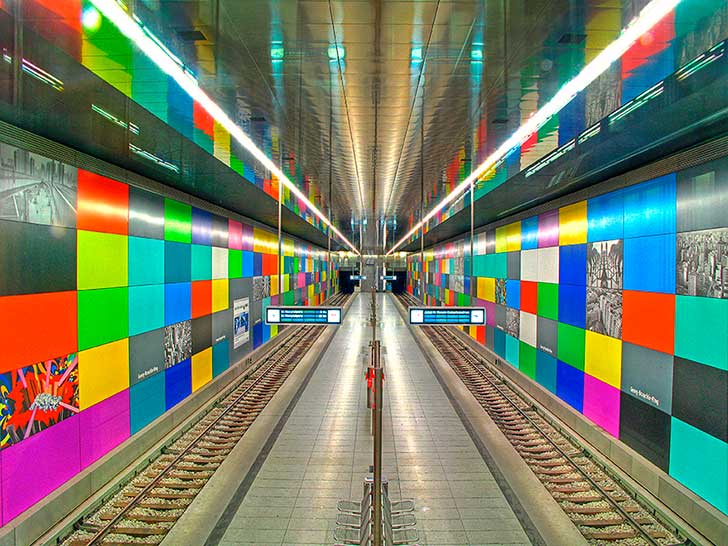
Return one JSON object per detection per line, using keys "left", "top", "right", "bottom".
{"left": 0, "top": 142, "right": 337, "bottom": 525}
{"left": 408, "top": 156, "right": 728, "bottom": 515}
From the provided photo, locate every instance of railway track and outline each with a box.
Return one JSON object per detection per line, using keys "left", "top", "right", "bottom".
{"left": 59, "top": 293, "right": 348, "bottom": 546}
{"left": 396, "top": 293, "right": 684, "bottom": 546}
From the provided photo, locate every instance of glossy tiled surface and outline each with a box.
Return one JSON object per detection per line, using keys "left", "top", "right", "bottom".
{"left": 216, "top": 293, "right": 531, "bottom": 545}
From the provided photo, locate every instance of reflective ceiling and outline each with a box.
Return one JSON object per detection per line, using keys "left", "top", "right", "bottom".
{"left": 125, "top": 0, "right": 630, "bottom": 251}
{"left": 6, "top": 0, "right": 722, "bottom": 252}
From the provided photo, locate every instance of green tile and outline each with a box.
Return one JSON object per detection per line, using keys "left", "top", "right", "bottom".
{"left": 229, "top": 249, "right": 243, "bottom": 279}
{"left": 557, "top": 323, "right": 585, "bottom": 371}
{"left": 519, "top": 342, "right": 537, "bottom": 379}
{"left": 675, "top": 296, "right": 728, "bottom": 371}
{"left": 191, "top": 244, "right": 212, "bottom": 280}
{"left": 537, "top": 282, "right": 558, "bottom": 320}
{"left": 77, "top": 231, "right": 128, "bottom": 290}
{"left": 164, "top": 199, "right": 192, "bottom": 243}
{"left": 78, "top": 287, "right": 129, "bottom": 350}
{"left": 669, "top": 417, "right": 728, "bottom": 514}
{"left": 457, "top": 292, "right": 470, "bottom": 307}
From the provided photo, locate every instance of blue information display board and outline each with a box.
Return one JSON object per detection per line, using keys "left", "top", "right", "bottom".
{"left": 350, "top": 275, "right": 367, "bottom": 281}
{"left": 381, "top": 275, "right": 397, "bottom": 281}
{"left": 408, "top": 307, "right": 486, "bottom": 326}
{"left": 265, "top": 306, "right": 343, "bottom": 325}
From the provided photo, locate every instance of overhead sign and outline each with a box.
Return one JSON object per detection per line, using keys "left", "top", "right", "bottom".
{"left": 266, "top": 306, "right": 342, "bottom": 325}
{"left": 350, "top": 275, "right": 367, "bottom": 281}
{"left": 381, "top": 275, "right": 397, "bottom": 281}
{"left": 409, "top": 307, "right": 486, "bottom": 326}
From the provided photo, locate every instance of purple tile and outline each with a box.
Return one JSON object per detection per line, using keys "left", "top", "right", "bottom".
{"left": 538, "top": 210, "right": 560, "bottom": 248}
{"left": 485, "top": 301, "right": 496, "bottom": 327}
{"left": 1, "top": 416, "right": 81, "bottom": 523}
{"left": 79, "top": 390, "right": 130, "bottom": 469}
{"left": 241, "top": 223, "right": 254, "bottom": 252}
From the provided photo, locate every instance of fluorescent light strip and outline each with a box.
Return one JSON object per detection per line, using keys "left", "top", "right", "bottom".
{"left": 89, "top": 0, "right": 359, "bottom": 255}
{"left": 387, "top": 0, "right": 680, "bottom": 255}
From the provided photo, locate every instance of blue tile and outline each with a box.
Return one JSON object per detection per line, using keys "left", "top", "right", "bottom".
{"left": 624, "top": 233, "right": 676, "bottom": 293}
{"left": 558, "top": 284, "right": 586, "bottom": 328}
{"left": 588, "top": 189, "right": 624, "bottom": 242}
{"left": 191, "top": 207, "right": 213, "bottom": 245}
{"left": 623, "top": 174, "right": 676, "bottom": 238}
{"left": 521, "top": 216, "right": 539, "bottom": 250}
{"left": 506, "top": 280, "right": 521, "bottom": 309}
{"left": 559, "top": 244, "right": 587, "bottom": 286}
{"left": 242, "top": 251, "right": 254, "bottom": 277}
{"left": 536, "top": 351, "right": 557, "bottom": 393}
{"left": 165, "top": 359, "right": 191, "bottom": 410}
{"left": 130, "top": 373, "right": 165, "bottom": 433}
{"left": 253, "top": 252, "right": 263, "bottom": 276}
{"left": 165, "top": 241, "right": 191, "bottom": 283}
{"left": 164, "top": 282, "right": 191, "bottom": 325}
{"left": 557, "top": 360, "right": 584, "bottom": 411}
{"left": 253, "top": 322, "right": 263, "bottom": 349}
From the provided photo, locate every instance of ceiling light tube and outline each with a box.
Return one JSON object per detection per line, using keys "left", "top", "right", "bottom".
{"left": 386, "top": 0, "right": 680, "bottom": 255}
{"left": 89, "top": 0, "right": 359, "bottom": 255}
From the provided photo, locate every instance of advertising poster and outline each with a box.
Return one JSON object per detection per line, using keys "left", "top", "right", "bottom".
{"left": 233, "top": 297, "right": 250, "bottom": 348}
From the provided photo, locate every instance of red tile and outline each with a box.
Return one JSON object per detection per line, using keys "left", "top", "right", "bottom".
{"left": 622, "top": 291, "right": 675, "bottom": 354}
{"left": 191, "top": 281, "right": 212, "bottom": 319}
{"left": 521, "top": 281, "right": 538, "bottom": 314}
{"left": 77, "top": 170, "right": 128, "bottom": 235}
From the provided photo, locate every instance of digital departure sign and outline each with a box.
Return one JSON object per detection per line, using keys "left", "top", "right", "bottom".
{"left": 408, "top": 307, "right": 486, "bottom": 326}
{"left": 265, "top": 306, "right": 343, "bottom": 325}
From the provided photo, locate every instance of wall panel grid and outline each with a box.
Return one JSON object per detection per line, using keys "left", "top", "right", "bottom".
{"left": 407, "top": 157, "right": 728, "bottom": 516}
{"left": 0, "top": 141, "right": 336, "bottom": 525}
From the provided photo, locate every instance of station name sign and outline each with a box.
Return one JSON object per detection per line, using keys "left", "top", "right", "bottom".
{"left": 350, "top": 274, "right": 367, "bottom": 281}
{"left": 380, "top": 275, "right": 397, "bottom": 281}
{"left": 266, "top": 306, "right": 342, "bottom": 325}
{"left": 409, "top": 306, "right": 486, "bottom": 326}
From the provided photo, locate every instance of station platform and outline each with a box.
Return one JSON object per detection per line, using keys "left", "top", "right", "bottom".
{"left": 206, "top": 293, "right": 533, "bottom": 546}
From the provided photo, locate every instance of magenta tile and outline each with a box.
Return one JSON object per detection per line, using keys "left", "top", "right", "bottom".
{"left": 538, "top": 210, "right": 560, "bottom": 248}
{"left": 583, "top": 375, "right": 620, "bottom": 438}
{"left": 1, "top": 416, "right": 81, "bottom": 523}
{"left": 228, "top": 220, "right": 243, "bottom": 250}
{"left": 0, "top": 452, "right": 3, "bottom": 525}
{"left": 241, "top": 223, "right": 254, "bottom": 252}
{"left": 297, "top": 273, "right": 306, "bottom": 288}
{"left": 79, "top": 390, "right": 130, "bottom": 469}
{"left": 485, "top": 301, "right": 496, "bottom": 327}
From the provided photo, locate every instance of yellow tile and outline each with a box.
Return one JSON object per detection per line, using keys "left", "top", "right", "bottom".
{"left": 477, "top": 277, "right": 495, "bottom": 302}
{"left": 559, "top": 201, "right": 587, "bottom": 245}
{"left": 270, "top": 275, "right": 279, "bottom": 296}
{"left": 585, "top": 331, "right": 622, "bottom": 388}
{"left": 79, "top": 339, "right": 129, "bottom": 409}
{"left": 212, "top": 279, "right": 229, "bottom": 312}
{"left": 506, "top": 222, "right": 522, "bottom": 252}
{"left": 191, "top": 347, "right": 212, "bottom": 392}
{"left": 495, "top": 226, "right": 508, "bottom": 253}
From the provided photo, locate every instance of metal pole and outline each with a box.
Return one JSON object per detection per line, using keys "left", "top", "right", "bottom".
{"left": 470, "top": 179, "right": 475, "bottom": 280}
{"left": 372, "top": 340, "right": 383, "bottom": 546}
{"left": 419, "top": 90, "right": 425, "bottom": 303}
{"left": 277, "top": 174, "right": 284, "bottom": 297}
